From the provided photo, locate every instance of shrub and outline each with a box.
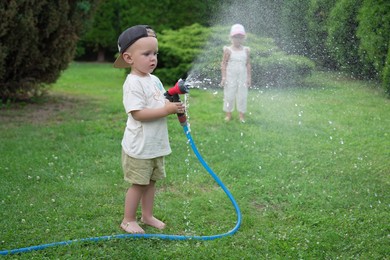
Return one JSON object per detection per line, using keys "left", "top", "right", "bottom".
{"left": 0, "top": 0, "right": 97, "bottom": 102}
{"left": 278, "top": 0, "right": 311, "bottom": 56}
{"left": 157, "top": 24, "right": 315, "bottom": 87}
{"left": 156, "top": 24, "right": 212, "bottom": 84}
{"left": 252, "top": 53, "right": 315, "bottom": 87}
{"left": 356, "top": 0, "right": 390, "bottom": 81}
{"left": 306, "top": 0, "right": 338, "bottom": 67}
{"left": 383, "top": 45, "right": 390, "bottom": 95}
{"left": 326, "top": 0, "right": 365, "bottom": 76}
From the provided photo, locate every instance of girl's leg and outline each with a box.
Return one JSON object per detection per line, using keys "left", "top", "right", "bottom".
{"left": 237, "top": 84, "right": 248, "bottom": 122}
{"left": 121, "top": 184, "right": 145, "bottom": 233}
{"left": 225, "top": 112, "right": 232, "bottom": 121}
{"left": 223, "top": 82, "right": 236, "bottom": 121}
{"left": 141, "top": 181, "right": 166, "bottom": 229}
{"left": 239, "top": 112, "right": 245, "bottom": 122}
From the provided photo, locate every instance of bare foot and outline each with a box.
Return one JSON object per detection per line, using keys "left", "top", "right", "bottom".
{"left": 120, "top": 221, "right": 145, "bottom": 234}
{"left": 141, "top": 216, "right": 166, "bottom": 230}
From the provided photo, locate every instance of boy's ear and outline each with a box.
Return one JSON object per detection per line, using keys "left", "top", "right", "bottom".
{"left": 122, "top": 52, "right": 133, "bottom": 65}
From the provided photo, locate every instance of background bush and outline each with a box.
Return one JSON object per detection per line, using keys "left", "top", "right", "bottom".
{"left": 76, "top": 0, "right": 222, "bottom": 61}
{"left": 156, "top": 24, "right": 211, "bottom": 85}
{"left": 278, "top": 0, "right": 389, "bottom": 94}
{"left": 305, "top": 0, "right": 338, "bottom": 67}
{"left": 326, "top": 0, "right": 365, "bottom": 76}
{"left": 0, "top": 0, "right": 98, "bottom": 102}
{"left": 278, "top": 0, "right": 311, "bottom": 56}
{"left": 383, "top": 47, "right": 390, "bottom": 94}
{"left": 157, "top": 24, "right": 315, "bottom": 87}
{"left": 356, "top": 0, "right": 390, "bottom": 89}
{"left": 1, "top": 0, "right": 389, "bottom": 101}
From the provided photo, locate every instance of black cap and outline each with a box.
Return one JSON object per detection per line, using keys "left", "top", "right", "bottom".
{"left": 113, "top": 25, "right": 156, "bottom": 68}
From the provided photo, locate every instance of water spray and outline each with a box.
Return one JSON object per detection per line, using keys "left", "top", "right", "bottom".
{"left": 0, "top": 79, "right": 241, "bottom": 256}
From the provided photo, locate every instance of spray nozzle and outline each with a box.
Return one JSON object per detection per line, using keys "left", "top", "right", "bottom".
{"left": 164, "top": 79, "right": 190, "bottom": 126}
{"left": 165, "top": 79, "right": 190, "bottom": 99}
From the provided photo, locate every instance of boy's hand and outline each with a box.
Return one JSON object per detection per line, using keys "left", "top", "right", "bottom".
{"left": 165, "top": 101, "right": 185, "bottom": 115}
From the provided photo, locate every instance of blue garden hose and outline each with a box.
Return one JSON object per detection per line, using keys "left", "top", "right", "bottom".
{"left": 0, "top": 124, "right": 241, "bottom": 255}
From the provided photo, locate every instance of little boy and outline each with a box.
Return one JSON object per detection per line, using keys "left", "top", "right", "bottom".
{"left": 114, "top": 25, "right": 185, "bottom": 233}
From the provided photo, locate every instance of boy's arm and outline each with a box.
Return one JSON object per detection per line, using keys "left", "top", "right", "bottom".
{"left": 131, "top": 101, "right": 184, "bottom": 122}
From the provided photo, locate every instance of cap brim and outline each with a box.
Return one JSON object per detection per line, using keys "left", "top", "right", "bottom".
{"left": 113, "top": 54, "right": 131, "bottom": 68}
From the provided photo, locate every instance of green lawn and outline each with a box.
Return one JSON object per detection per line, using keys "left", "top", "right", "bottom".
{"left": 1, "top": 62, "right": 389, "bottom": 259}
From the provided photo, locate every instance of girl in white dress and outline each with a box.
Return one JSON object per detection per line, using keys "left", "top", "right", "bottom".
{"left": 220, "top": 24, "right": 251, "bottom": 123}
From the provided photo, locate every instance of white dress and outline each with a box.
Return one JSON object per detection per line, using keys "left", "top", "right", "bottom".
{"left": 223, "top": 46, "right": 249, "bottom": 113}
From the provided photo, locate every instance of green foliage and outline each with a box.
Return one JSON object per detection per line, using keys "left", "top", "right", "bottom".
{"left": 356, "top": 0, "right": 390, "bottom": 81}
{"left": 0, "top": 0, "right": 98, "bottom": 102}
{"left": 156, "top": 24, "right": 213, "bottom": 84}
{"left": 383, "top": 45, "right": 390, "bottom": 95}
{"left": 78, "top": 0, "right": 120, "bottom": 61}
{"left": 118, "top": 0, "right": 219, "bottom": 31}
{"left": 211, "top": 0, "right": 284, "bottom": 38}
{"left": 73, "top": 0, "right": 390, "bottom": 89}
{"left": 252, "top": 53, "right": 315, "bottom": 87}
{"left": 279, "top": 0, "right": 311, "bottom": 55}
{"left": 306, "top": 0, "right": 338, "bottom": 66}
{"left": 77, "top": 0, "right": 221, "bottom": 60}
{"left": 157, "top": 24, "right": 314, "bottom": 87}
{"left": 326, "top": 0, "right": 365, "bottom": 76}
{"left": 275, "top": 0, "right": 389, "bottom": 87}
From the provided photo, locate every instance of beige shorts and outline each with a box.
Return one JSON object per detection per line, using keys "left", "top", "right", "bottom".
{"left": 121, "top": 149, "right": 166, "bottom": 185}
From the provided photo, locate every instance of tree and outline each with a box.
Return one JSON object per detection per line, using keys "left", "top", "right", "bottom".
{"left": 306, "top": 0, "right": 338, "bottom": 67}
{"left": 77, "top": 0, "right": 221, "bottom": 61}
{"left": 383, "top": 43, "right": 390, "bottom": 95}
{"left": 211, "top": 0, "right": 284, "bottom": 38}
{"left": 356, "top": 0, "right": 390, "bottom": 81}
{"left": 278, "top": 0, "right": 311, "bottom": 56}
{"left": 326, "top": 0, "right": 368, "bottom": 77}
{"left": 0, "top": 0, "right": 98, "bottom": 102}
{"left": 80, "top": 0, "right": 120, "bottom": 62}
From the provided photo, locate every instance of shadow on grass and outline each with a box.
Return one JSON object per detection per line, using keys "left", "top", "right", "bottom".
{"left": 0, "top": 94, "right": 91, "bottom": 126}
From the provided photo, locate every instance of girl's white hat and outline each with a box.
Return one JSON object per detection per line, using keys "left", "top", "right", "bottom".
{"left": 230, "top": 24, "right": 246, "bottom": 36}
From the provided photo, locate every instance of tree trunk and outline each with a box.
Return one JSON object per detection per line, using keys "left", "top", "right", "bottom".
{"left": 97, "top": 46, "right": 105, "bottom": 62}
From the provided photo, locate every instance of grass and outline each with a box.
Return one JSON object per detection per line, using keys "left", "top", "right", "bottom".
{"left": 0, "top": 62, "right": 389, "bottom": 259}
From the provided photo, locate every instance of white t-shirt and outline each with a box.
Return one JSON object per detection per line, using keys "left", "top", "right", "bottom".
{"left": 122, "top": 74, "right": 171, "bottom": 159}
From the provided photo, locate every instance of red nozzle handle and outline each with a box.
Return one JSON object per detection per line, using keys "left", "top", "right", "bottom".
{"left": 167, "top": 79, "right": 189, "bottom": 96}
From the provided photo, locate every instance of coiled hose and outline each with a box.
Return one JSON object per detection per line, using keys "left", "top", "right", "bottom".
{"left": 0, "top": 124, "right": 241, "bottom": 255}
